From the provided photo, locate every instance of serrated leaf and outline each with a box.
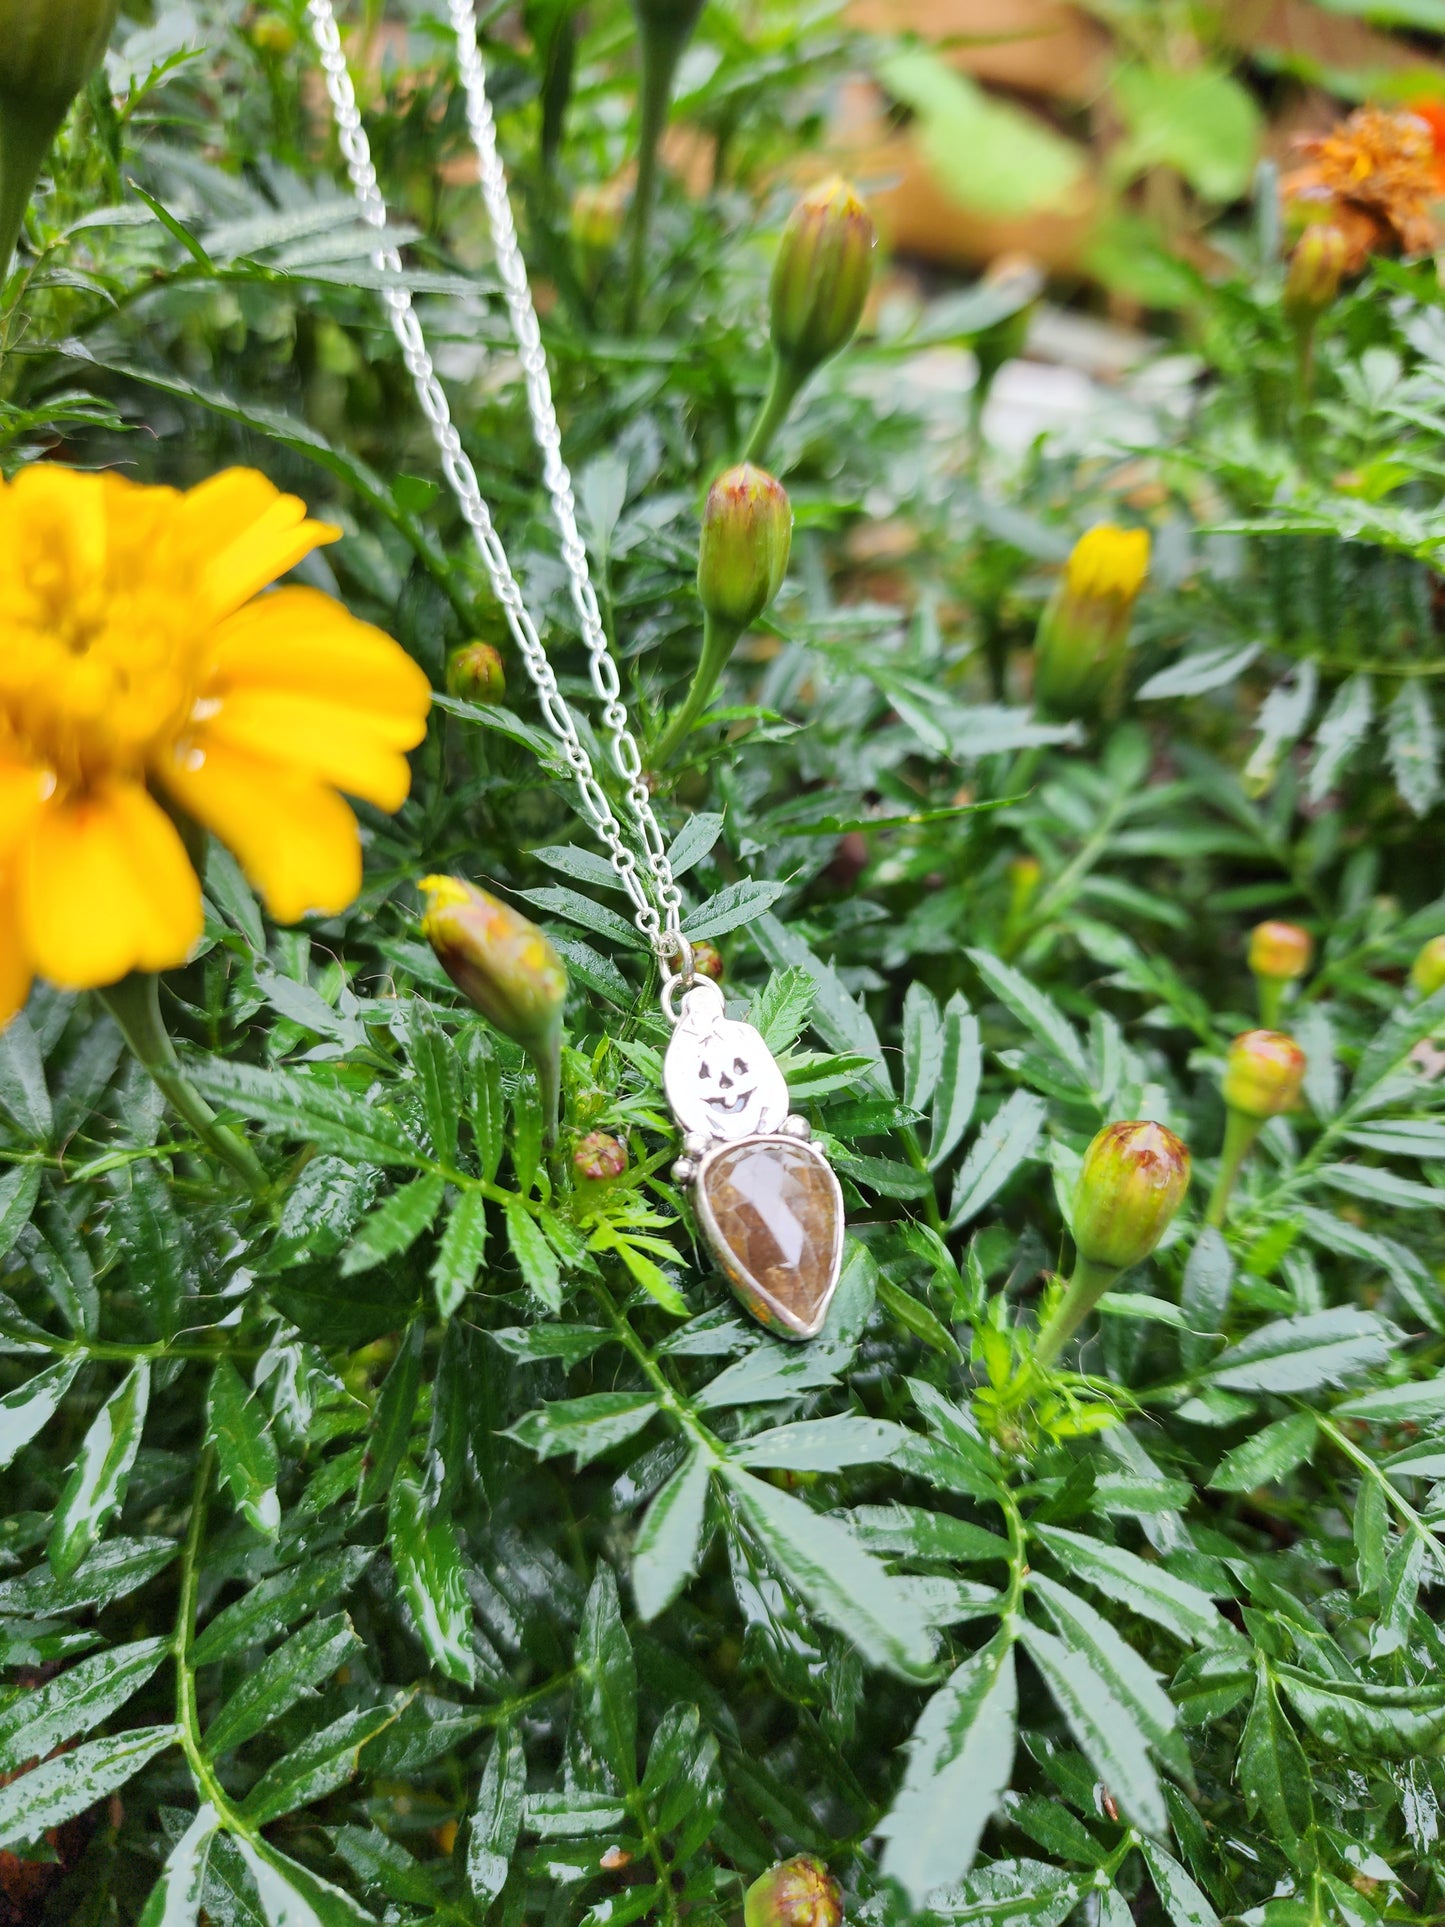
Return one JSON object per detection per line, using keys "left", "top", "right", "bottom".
{"left": 1308, "top": 672, "right": 1373, "bottom": 804}
{"left": 205, "top": 1614, "right": 362, "bottom": 1758}
{"left": 1179, "top": 1226, "right": 1232, "bottom": 1372}
{"left": 878, "top": 1633, "right": 1017, "bottom": 1904}
{"left": 192, "top": 1548, "right": 373, "bottom": 1665}
{"left": 1238, "top": 1665, "right": 1313, "bottom": 1864}
{"left": 409, "top": 1005, "right": 461, "bottom": 1164}
{"left": 340, "top": 1173, "right": 446, "bottom": 1277}
{"left": 1206, "top": 1308, "right": 1393, "bottom": 1393}
{"left": 1244, "top": 660, "right": 1318, "bottom": 792}
{"left": 577, "top": 1564, "right": 637, "bottom": 1787}
{"left": 0, "top": 1016, "right": 52, "bottom": 1142}
{"left": 902, "top": 982, "right": 944, "bottom": 1113}
{"left": 1137, "top": 642, "right": 1260, "bottom": 700}
{"left": 388, "top": 1473, "right": 475, "bottom": 1686}
{"left": 0, "top": 1635, "right": 168, "bottom": 1774}
{"left": 632, "top": 1448, "right": 710, "bottom": 1621}
{"left": 753, "top": 915, "right": 890, "bottom": 1093}
{"left": 358, "top": 1321, "right": 423, "bottom": 1511}
{"left": 930, "top": 993, "right": 981, "bottom": 1168}
{"left": 231, "top": 1835, "right": 377, "bottom": 1927}
{"left": 1030, "top": 1574, "right": 1188, "bottom": 1778}
{"left": 0, "top": 1165, "right": 40, "bottom": 1264}
{"left": 49, "top": 1360, "right": 150, "bottom": 1580}
{"left": 0, "top": 1725, "right": 176, "bottom": 1850}
{"left": 948, "top": 1091, "right": 1046, "bottom": 1227}
{"left": 1386, "top": 678, "right": 1440, "bottom": 815}
{"left": 1140, "top": 1840, "right": 1220, "bottom": 1927}
{"left": 0, "top": 1355, "right": 81, "bottom": 1471}
{"left": 430, "top": 1189, "right": 488, "bottom": 1320}
{"left": 733, "top": 1416, "right": 909, "bottom": 1472}
{"left": 510, "top": 1391, "right": 658, "bottom": 1466}
{"left": 467, "top": 1728, "right": 526, "bottom": 1902}
{"left": 723, "top": 1465, "right": 933, "bottom": 1676}
{"left": 682, "top": 879, "right": 789, "bottom": 940}
{"left": 1020, "top": 1619, "right": 1165, "bottom": 1834}
{"left": 242, "top": 1701, "right": 400, "bottom": 1826}
{"left": 503, "top": 1199, "right": 561, "bottom": 1309}
{"left": 1032, "top": 1525, "right": 1232, "bottom": 1646}
{"left": 138, "top": 1803, "right": 221, "bottom": 1927}
{"left": 207, "top": 1360, "right": 280, "bottom": 1535}
{"left": 191, "top": 1061, "right": 425, "bottom": 1166}
{"left": 1275, "top": 1663, "right": 1445, "bottom": 1758}
{"left": 967, "top": 950, "right": 1090, "bottom": 1084}
{"left": 1209, "top": 1412, "right": 1317, "bottom": 1493}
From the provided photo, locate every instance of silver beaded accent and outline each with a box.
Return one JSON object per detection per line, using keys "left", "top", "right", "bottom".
{"left": 303, "top": 0, "right": 685, "bottom": 962}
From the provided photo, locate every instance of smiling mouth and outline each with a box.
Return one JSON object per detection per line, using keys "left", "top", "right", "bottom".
{"left": 707, "top": 1091, "right": 752, "bottom": 1114}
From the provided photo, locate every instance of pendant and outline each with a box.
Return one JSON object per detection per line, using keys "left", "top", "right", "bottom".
{"left": 664, "top": 978, "right": 843, "bottom": 1340}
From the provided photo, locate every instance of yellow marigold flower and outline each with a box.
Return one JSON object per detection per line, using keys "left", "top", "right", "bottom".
{"left": 0, "top": 464, "right": 431, "bottom": 1023}
{"left": 1064, "top": 524, "right": 1150, "bottom": 604}
{"left": 1034, "top": 523, "right": 1150, "bottom": 720}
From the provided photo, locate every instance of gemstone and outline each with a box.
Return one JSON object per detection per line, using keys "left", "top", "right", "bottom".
{"left": 697, "top": 1138, "right": 843, "bottom": 1340}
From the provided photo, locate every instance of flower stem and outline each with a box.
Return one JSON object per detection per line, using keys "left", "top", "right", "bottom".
{"left": 741, "top": 354, "right": 801, "bottom": 467}
{"left": 653, "top": 608, "right": 743, "bottom": 767}
{"left": 1204, "top": 1105, "right": 1260, "bottom": 1229}
{"left": 1257, "top": 975, "right": 1284, "bottom": 1029}
{"left": 1032, "top": 1254, "right": 1121, "bottom": 1370}
{"left": 99, "top": 973, "right": 267, "bottom": 1193}
{"left": 623, "top": 17, "right": 691, "bottom": 332}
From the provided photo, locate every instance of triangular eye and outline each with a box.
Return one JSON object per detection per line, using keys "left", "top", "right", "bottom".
{"left": 733, "top": 1057, "right": 748, "bottom": 1076}
{"left": 699, "top": 1060, "right": 711, "bottom": 1081}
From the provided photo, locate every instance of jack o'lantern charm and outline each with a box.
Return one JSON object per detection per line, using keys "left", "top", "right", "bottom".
{"left": 664, "top": 978, "right": 843, "bottom": 1340}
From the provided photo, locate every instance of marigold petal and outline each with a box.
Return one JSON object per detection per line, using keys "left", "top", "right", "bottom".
{"left": 18, "top": 785, "right": 203, "bottom": 990}
{"left": 157, "top": 739, "right": 361, "bottom": 924}
{"left": 179, "top": 470, "right": 340, "bottom": 622}
{"left": 205, "top": 588, "right": 432, "bottom": 725}
{"left": 0, "top": 761, "right": 50, "bottom": 861}
{"left": 0, "top": 879, "right": 34, "bottom": 1030}
{"left": 198, "top": 692, "right": 417, "bottom": 811}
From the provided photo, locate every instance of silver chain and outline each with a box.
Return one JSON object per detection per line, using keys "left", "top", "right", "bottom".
{"left": 304, "top": 0, "right": 685, "bottom": 959}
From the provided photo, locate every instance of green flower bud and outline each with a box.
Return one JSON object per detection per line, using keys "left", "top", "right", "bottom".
{"left": 1411, "top": 934, "right": 1445, "bottom": 998}
{"left": 1034, "top": 524, "right": 1150, "bottom": 720}
{"left": 0, "top": 0, "right": 118, "bottom": 276}
{"left": 696, "top": 464, "right": 792, "bottom": 633}
{"left": 744, "top": 1856, "right": 843, "bottom": 1927}
{"left": 972, "top": 252, "right": 1044, "bottom": 393}
{"left": 446, "top": 641, "right": 506, "bottom": 705}
{"left": 769, "top": 177, "right": 875, "bottom": 378}
{"left": 1222, "top": 1029, "right": 1306, "bottom": 1121}
{"left": 1071, "top": 1121, "right": 1191, "bottom": 1273}
{"left": 574, "top": 1131, "right": 628, "bottom": 1182}
{"left": 1284, "top": 223, "right": 1347, "bottom": 327}
{"left": 1248, "top": 921, "right": 1313, "bottom": 983}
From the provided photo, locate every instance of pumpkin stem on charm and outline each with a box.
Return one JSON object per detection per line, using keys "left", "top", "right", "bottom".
{"left": 99, "top": 973, "right": 267, "bottom": 1192}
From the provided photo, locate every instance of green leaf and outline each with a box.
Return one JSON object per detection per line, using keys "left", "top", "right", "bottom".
{"left": 1337, "top": 1374, "right": 1445, "bottom": 1424}
{"left": 509, "top": 1392, "right": 658, "bottom": 1466}
{"left": 388, "top": 1473, "right": 475, "bottom": 1686}
{"left": 409, "top": 1005, "right": 461, "bottom": 1165}
{"left": 358, "top": 1321, "right": 424, "bottom": 1512}
{"left": 231, "top": 1835, "right": 377, "bottom": 1927}
{"left": 1030, "top": 1574, "right": 1188, "bottom": 1778}
{"left": 467, "top": 1728, "right": 526, "bottom": 1902}
{"left": 430, "top": 1189, "right": 489, "bottom": 1321}
{"left": 1019, "top": 1619, "right": 1166, "bottom": 1834}
{"left": 944, "top": 1858, "right": 1089, "bottom": 1927}
{"left": 0, "top": 1165, "right": 40, "bottom": 1263}
{"left": 1113, "top": 63, "right": 1261, "bottom": 200}
{"left": 753, "top": 915, "right": 890, "bottom": 1094}
{"left": 1386, "top": 678, "right": 1440, "bottom": 815}
{"left": 0, "top": 1016, "right": 53, "bottom": 1142}
{"left": 205, "top": 1613, "right": 362, "bottom": 1758}
{"left": 665, "top": 811, "right": 725, "bottom": 878}
{"left": 1180, "top": 1226, "right": 1232, "bottom": 1372}
{"left": 504, "top": 1199, "right": 561, "bottom": 1309}
{"left": 733, "top": 1417, "right": 909, "bottom": 1472}
{"left": 1238, "top": 1664, "right": 1314, "bottom": 1866}
{"left": 1139, "top": 1840, "right": 1220, "bottom": 1927}
{"left": 518, "top": 885, "right": 648, "bottom": 950}
{"left": 849, "top": 1503, "right": 1010, "bottom": 1564}
{"left": 966, "top": 949, "right": 1090, "bottom": 1086}
{"left": 1209, "top": 1412, "right": 1318, "bottom": 1493}
{"left": 242, "top": 1700, "right": 401, "bottom": 1825}
{"left": 0, "top": 1635, "right": 168, "bottom": 1774}
{"left": 948, "top": 1091, "right": 1046, "bottom": 1227}
{"left": 206, "top": 1360, "right": 281, "bottom": 1535}
{"left": 929, "top": 993, "right": 981, "bottom": 1169}
{"left": 0, "top": 1355, "right": 81, "bottom": 1470}
{"left": 1205, "top": 1309, "right": 1393, "bottom": 1393}
{"left": 0, "top": 1535, "right": 176, "bottom": 1616}
{"left": 1308, "top": 672, "right": 1373, "bottom": 804}
{"left": 632, "top": 1448, "right": 711, "bottom": 1621}
{"left": 902, "top": 982, "right": 944, "bottom": 1114}
{"left": 49, "top": 1360, "right": 150, "bottom": 1581}
{"left": 878, "top": 1633, "right": 1017, "bottom": 1905}
{"left": 681, "top": 879, "right": 789, "bottom": 940}
{"left": 1275, "top": 1663, "right": 1445, "bottom": 1758}
{"left": 191, "top": 1061, "right": 425, "bottom": 1166}
{"left": 340, "top": 1174, "right": 447, "bottom": 1277}
{"left": 0, "top": 1725, "right": 176, "bottom": 1850}
{"left": 192, "top": 1548, "right": 373, "bottom": 1665}
{"left": 1137, "top": 643, "right": 1261, "bottom": 701}
{"left": 1032, "top": 1525, "right": 1233, "bottom": 1647}
{"left": 577, "top": 1564, "right": 638, "bottom": 1788}
{"left": 880, "top": 48, "right": 1084, "bottom": 216}
{"left": 137, "top": 1803, "right": 221, "bottom": 1927}
{"left": 749, "top": 968, "right": 817, "bottom": 1055}
{"left": 723, "top": 1466, "right": 934, "bottom": 1677}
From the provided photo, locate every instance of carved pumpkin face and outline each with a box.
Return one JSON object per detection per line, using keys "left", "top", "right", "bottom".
{"left": 664, "top": 981, "right": 788, "bottom": 1143}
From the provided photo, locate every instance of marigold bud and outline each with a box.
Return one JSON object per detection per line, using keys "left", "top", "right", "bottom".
{"left": 446, "top": 641, "right": 506, "bottom": 705}
{"left": 1034, "top": 524, "right": 1150, "bottom": 720}
{"left": 571, "top": 180, "right": 627, "bottom": 257}
{"left": 574, "top": 1131, "right": 628, "bottom": 1182}
{"left": 691, "top": 940, "right": 724, "bottom": 982}
{"left": 419, "top": 876, "right": 567, "bottom": 1053}
{"left": 1222, "top": 1029, "right": 1306, "bottom": 1121}
{"left": 1284, "top": 224, "right": 1348, "bottom": 327}
{"left": 248, "top": 16, "right": 297, "bottom": 54}
{"left": 1071, "top": 1121, "right": 1191, "bottom": 1273}
{"left": 697, "top": 464, "right": 792, "bottom": 633}
{"left": 1412, "top": 935, "right": 1445, "bottom": 998}
{"left": 0, "top": 0, "right": 119, "bottom": 275}
{"left": 1248, "top": 921, "right": 1313, "bottom": 982}
{"left": 743, "top": 1855, "right": 843, "bottom": 1927}
{"left": 769, "top": 178, "right": 875, "bottom": 378}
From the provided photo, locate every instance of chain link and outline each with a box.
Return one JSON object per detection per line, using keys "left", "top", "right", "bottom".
{"left": 304, "top": 0, "right": 685, "bottom": 956}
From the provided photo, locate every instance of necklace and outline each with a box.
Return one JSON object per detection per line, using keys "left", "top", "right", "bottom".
{"left": 304, "top": 0, "right": 844, "bottom": 1341}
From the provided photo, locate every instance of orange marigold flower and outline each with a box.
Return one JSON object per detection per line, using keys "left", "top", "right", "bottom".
{"left": 1281, "top": 106, "right": 1441, "bottom": 272}
{"left": 0, "top": 465, "right": 432, "bottom": 1023}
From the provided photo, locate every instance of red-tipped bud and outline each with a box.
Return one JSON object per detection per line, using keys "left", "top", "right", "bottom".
{"left": 697, "top": 464, "right": 792, "bottom": 633}
{"left": 1071, "top": 1121, "right": 1191, "bottom": 1273}
{"left": 1223, "top": 1030, "right": 1306, "bottom": 1121}
{"left": 573, "top": 1131, "right": 628, "bottom": 1182}
{"left": 446, "top": 641, "right": 506, "bottom": 705}
{"left": 1248, "top": 921, "right": 1313, "bottom": 983}
{"left": 1284, "top": 224, "right": 1348, "bottom": 327}
{"left": 744, "top": 1856, "right": 843, "bottom": 1927}
{"left": 1034, "top": 524, "right": 1150, "bottom": 720}
{"left": 769, "top": 178, "right": 875, "bottom": 377}
{"left": 418, "top": 876, "right": 567, "bottom": 1055}
{"left": 691, "top": 939, "right": 724, "bottom": 982}
{"left": 1411, "top": 935, "right": 1445, "bottom": 998}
